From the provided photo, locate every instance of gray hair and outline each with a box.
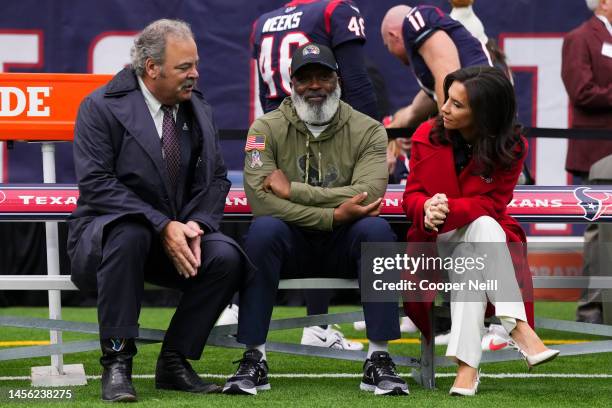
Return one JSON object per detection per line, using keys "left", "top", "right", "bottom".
{"left": 130, "top": 19, "right": 194, "bottom": 77}
{"left": 585, "top": 0, "right": 599, "bottom": 11}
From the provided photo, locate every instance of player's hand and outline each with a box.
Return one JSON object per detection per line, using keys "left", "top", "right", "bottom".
{"left": 387, "top": 106, "right": 411, "bottom": 128}
{"left": 161, "top": 221, "right": 201, "bottom": 278}
{"left": 263, "top": 169, "right": 291, "bottom": 199}
{"left": 333, "top": 192, "right": 383, "bottom": 226}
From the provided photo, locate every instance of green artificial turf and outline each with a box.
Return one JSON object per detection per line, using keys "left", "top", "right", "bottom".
{"left": 0, "top": 303, "right": 610, "bottom": 407}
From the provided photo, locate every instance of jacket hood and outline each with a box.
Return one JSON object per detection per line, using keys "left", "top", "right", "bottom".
{"left": 278, "top": 97, "right": 352, "bottom": 141}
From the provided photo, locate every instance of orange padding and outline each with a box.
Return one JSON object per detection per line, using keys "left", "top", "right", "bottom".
{"left": 0, "top": 73, "right": 112, "bottom": 141}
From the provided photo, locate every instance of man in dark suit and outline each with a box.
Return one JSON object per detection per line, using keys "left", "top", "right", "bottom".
{"left": 562, "top": 0, "right": 612, "bottom": 324}
{"left": 67, "top": 19, "right": 247, "bottom": 402}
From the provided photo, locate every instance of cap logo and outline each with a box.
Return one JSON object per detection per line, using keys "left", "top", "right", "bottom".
{"left": 303, "top": 44, "right": 320, "bottom": 56}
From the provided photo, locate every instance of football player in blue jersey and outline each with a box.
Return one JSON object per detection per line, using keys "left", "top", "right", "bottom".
{"left": 218, "top": 0, "right": 380, "bottom": 352}
{"left": 381, "top": 4, "right": 492, "bottom": 129}
{"left": 252, "top": 0, "right": 378, "bottom": 119}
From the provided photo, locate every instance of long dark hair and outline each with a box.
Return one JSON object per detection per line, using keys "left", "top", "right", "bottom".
{"left": 430, "top": 66, "right": 525, "bottom": 178}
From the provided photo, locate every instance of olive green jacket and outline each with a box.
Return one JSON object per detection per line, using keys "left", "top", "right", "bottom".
{"left": 243, "top": 98, "right": 388, "bottom": 231}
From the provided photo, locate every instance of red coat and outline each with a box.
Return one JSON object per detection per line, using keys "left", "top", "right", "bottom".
{"left": 562, "top": 16, "right": 612, "bottom": 174}
{"left": 401, "top": 119, "right": 534, "bottom": 340}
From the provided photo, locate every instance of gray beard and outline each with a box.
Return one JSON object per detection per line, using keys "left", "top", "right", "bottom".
{"left": 291, "top": 85, "right": 341, "bottom": 125}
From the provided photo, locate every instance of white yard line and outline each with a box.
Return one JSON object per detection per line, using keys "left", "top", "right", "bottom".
{"left": 1, "top": 373, "right": 611, "bottom": 381}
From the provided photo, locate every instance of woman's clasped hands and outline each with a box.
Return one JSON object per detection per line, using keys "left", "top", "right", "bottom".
{"left": 423, "top": 193, "right": 449, "bottom": 232}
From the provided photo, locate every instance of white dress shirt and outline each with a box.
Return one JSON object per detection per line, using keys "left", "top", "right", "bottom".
{"left": 137, "top": 76, "right": 178, "bottom": 139}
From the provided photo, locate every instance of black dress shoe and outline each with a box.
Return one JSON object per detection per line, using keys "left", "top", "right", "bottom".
{"left": 155, "top": 350, "right": 221, "bottom": 393}
{"left": 100, "top": 338, "right": 137, "bottom": 402}
{"left": 576, "top": 306, "right": 603, "bottom": 324}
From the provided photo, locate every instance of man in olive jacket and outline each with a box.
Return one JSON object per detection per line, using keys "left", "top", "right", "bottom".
{"left": 223, "top": 44, "right": 407, "bottom": 397}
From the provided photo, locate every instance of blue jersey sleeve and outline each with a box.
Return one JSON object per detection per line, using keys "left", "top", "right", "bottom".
{"left": 402, "top": 6, "right": 443, "bottom": 52}
{"left": 334, "top": 40, "right": 378, "bottom": 120}
{"left": 327, "top": 0, "right": 366, "bottom": 48}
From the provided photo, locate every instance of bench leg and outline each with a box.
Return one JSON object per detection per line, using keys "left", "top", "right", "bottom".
{"left": 412, "top": 309, "right": 436, "bottom": 389}
{"left": 602, "top": 289, "right": 612, "bottom": 325}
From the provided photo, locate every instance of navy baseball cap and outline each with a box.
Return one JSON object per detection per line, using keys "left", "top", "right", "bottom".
{"left": 290, "top": 43, "right": 338, "bottom": 77}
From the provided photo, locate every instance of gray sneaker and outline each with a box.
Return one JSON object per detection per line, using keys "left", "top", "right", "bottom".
{"left": 222, "top": 349, "right": 270, "bottom": 395}
{"left": 360, "top": 351, "right": 409, "bottom": 395}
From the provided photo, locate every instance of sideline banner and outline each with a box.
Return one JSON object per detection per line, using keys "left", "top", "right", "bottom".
{"left": 0, "top": 74, "right": 111, "bottom": 140}
{"left": 1, "top": 184, "right": 611, "bottom": 222}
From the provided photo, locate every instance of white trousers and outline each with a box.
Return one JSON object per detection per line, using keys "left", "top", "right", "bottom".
{"left": 437, "top": 216, "right": 527, "bottom": 368}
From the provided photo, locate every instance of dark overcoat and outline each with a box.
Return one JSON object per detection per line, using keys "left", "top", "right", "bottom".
{"left": 67, "top": 68, "right": 244, "bottom": 290}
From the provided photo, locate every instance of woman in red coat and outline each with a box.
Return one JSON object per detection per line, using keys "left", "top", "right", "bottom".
{"left": 402, "top": 67, "right": 559, "bottom": 396}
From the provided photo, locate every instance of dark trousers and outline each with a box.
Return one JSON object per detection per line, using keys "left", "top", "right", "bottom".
{"left": 237, "top": 216, "right": 401, "bottom": 345}
{"left": 576, "top": 173, "right": 612, "bottom": 324}
{"left": 97, "top": 219, "right": 244, "bottom": 360}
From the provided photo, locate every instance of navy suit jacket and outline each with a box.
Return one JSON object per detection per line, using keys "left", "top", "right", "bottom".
{"left": 67, "top": 68, "right": 240, "bottom": 290}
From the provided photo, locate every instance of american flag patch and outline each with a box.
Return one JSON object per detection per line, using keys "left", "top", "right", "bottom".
{"left": 245, "top": 135, "right": 266, "bottom": 151}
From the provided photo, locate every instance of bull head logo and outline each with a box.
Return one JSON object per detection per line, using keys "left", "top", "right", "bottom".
{"left": 573, "top": 187, "right": 612, "bottom": 221}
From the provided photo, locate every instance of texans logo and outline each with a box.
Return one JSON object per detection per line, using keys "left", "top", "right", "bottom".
{"left": 110, "top": 338, "right": 125, "bottom": 352}
{"left": 573, "top": 187, "right": 612, "bottom": 221}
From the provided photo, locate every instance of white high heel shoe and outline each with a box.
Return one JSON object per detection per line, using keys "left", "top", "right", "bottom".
{"left": 518, "top": 348, "right": 560, "bottom": 371}
{"left": 449, "top": 371, "right": 480, "bottom": 396}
